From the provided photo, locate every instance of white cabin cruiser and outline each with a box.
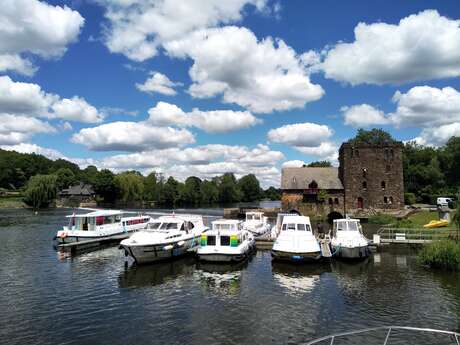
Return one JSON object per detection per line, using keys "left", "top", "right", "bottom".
{"left": 330, "top": 218, "right": 370, "bottom": 259}
{"left": 55, "top": 210, "right": 150, "bottom": 244}
{"left": 270, "top": 213, "right": 300, "bottom": 240}
{"left": 272, "top": 215, "right": 321, "bottom": 262}
{"left": 242, "top": 211, "right": 270, "bottom": 236}
{"left": 119, "top": 214, "right": 208, "bottom": 264}
{"left": 198, "top": 219, "right": 255, "bottom": 263}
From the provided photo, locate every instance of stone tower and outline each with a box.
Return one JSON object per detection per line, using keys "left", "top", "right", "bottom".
{"left": 339, "top": 142, "right": 404, "bottom": 213}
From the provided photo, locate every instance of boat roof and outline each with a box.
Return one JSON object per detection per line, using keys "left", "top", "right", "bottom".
{"left": 153, "top": 214, "right": 203, "bottom": 222}
{"left": 282, "top": 215, "right": 311, "bottom": 224}
{"left": 66, "top": 210, "right": 122, "bottom": 218}
{"left": 246, "top": 211, "right": 263, "bottom": 215}
{"left": 212, "top": 219, "right": 242, "bottom": 225}
{"left": 334, "top": 218, "right": 360, "bottom": 222}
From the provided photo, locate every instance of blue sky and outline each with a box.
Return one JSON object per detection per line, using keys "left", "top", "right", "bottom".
{"left": 1, "top": 0, "right": 460, "bottom": 187}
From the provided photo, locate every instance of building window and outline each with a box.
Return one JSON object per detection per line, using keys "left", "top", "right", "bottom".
{"left": 386, "top": 165, "right": 391, "bottom": 172}
{"left": 328, "top": 198, "right": 333, "bottom": 205}
{"left": 384, "top": 196, "right": 388, "bottom": 204}
{"left": 390, "top": 149, "right": 394, "bottom": 159}
{"left": 362, "top": 181, "right": 367, "bottom": 190}
{"left": 384, "top": 149, "right": 389, "bottom": 160}
{"left": 362, "top": 168, "right": 367, "bottom": 178}
{"left": 356, "top": 149, "right": 360, "bottom": 157}
{"left": 381, "top": 181, "right": 386, "bottom": 190}
{"left": 308, "top": 180, "right": 318, "bottom": 189}
{"left": 334, "top": 198, "right": 339, "bottom": 205}
{"left": 389, "top": 196, "right": 393, "bottom": 204}
{"left": 357, "top": 197, "right": 364, "bottom": 209}
{"left": 351, "top": 148, "right": 354, "bottom": 157}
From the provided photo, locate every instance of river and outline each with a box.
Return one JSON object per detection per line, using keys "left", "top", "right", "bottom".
{"left": 0, "top": 208, "right": 459, "bottom": 345}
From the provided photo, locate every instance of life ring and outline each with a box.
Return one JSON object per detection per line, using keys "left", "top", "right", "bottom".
{"left": 60, "top": 232, "right": 67, "bottom": 239}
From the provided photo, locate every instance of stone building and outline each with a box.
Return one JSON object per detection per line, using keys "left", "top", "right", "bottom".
{"left": 281, "top": 140, "right": 404, "bottom": 218}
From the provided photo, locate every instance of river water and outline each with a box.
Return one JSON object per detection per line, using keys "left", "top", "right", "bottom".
{"left": 0, "top": 208, "right": 459, "bottom": 345}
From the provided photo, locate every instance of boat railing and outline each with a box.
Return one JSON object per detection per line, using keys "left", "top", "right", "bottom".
{"left": 377, "top": 226, "right": 456, "bottom": 243}
{"left": 304, "top": 326, "right": 460, "bottom": 345}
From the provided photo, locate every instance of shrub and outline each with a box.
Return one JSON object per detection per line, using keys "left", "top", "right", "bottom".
{"left": 417, "top": 240, "right": 460, "bottom": 271}
{"left": 23, "top": 174, "right": 57, "bottom": 209}
{"left": 404, "top": 192, "right": 416, "bottom": 205}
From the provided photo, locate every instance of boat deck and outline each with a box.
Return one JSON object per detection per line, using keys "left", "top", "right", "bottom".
{"left": 57, "top": 234, "right": 131, "bottom": 255}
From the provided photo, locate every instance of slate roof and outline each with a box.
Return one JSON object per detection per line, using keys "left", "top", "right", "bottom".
{"left": 60, "top": 182, "right": 95, "bottom": 196}
{"left": 281, "top": 167, "right": 344, "bottom": 190}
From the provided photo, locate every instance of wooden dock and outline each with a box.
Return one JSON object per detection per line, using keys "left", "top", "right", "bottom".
{"left": 58, "top": 234, "right": 130, "bottom": 255}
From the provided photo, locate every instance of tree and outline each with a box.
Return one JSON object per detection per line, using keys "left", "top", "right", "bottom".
{"left": 238, "top": 174, "right": 261, "bottom": 201}
{"left": 264, "top": 186, "right": 281, "bottom": 201}
{"left": 317, "top": 190, "right": 329, "bottom": 203}
{"left": 161, "top": 176, "right": 180, "bottom": 206}
{"left": 81, "top": 165, "right": 99, "bottom": 185}
{"left": 55, "top": 168, "right": 76, "bottom": 190}
{"left": 218, "top": 173, "right": 242, "bottom": 204}
{"left": 144, "top": 172, "right": 158, "bottom": 201}
{"left": 306, "top": 161, "right": 332, "bottom": 167}
{"left": 23, "top": 174, "right": 58, "bottom": 209}
{"left": 114, "top": 172, "right": 144, "bottom": 202}
{"left": 94, "top": 169, "right": 116, "bottom": 203}
{"left": 349, "top": 128, "right": 396, "bottom": 146}
{"left": 180, "top": 176, "right": 202, "bottom": 205}
{"left": 200, "top": 180, "right": 219, "bottom": 205}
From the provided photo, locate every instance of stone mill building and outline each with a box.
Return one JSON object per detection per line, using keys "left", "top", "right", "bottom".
{"left": 281, "top": 137, "right": 404, "bottom": 220}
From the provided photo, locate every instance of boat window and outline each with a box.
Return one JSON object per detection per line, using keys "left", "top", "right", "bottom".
{"left": 163, "top": 223, "right": 178, "bottom": 230}
{"left": 337, "top": 222, "right": 346, "bottom": 231}
{"left": 220, "top": 236, "right": 230, "bottom": 246}
{"left": 297, "top": 224, "right": 306, "bottom": 231}
{"left": 207, "top": 235, "right": 216, "bottom": 246}
{"left": 282, "top": 224, "right": 287, "bottom": 231}
{"left": 287, "top": 223, "right": 296, "bottom": 230}
{"left": 348, "top": 222, "right": 359, "bottom": 231}
{"left": 148, "top": 222, "right": 161, "bottom": 230}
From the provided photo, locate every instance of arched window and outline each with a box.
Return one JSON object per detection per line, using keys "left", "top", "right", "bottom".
{"left": 384, "top": 196, "right": 388, "bottom": 204}
{"left": 362, "top": 168, "right": 367, "bottom": 178}
{"left": 389, "top": 196, "right": 393, "bottom": 204}
{"left": 308, "top": 180, "right": 318, "bottom": 189}
{"left": 386, "top": 165, "right": 391, "bottom": 172}
{"left": 381, "top": 181, "right": 386, "bottom": 190}
{"left": 362, "top": 181, "right": 367, "bottom": 190}
{"left": 334, "top": 198, "right": 339, "bottom": 205}
{"left": 328, "top": 198, "right": 333, "bottom": 205}
{"left": 357, "top": 197, "right": 363, "bottom": 209}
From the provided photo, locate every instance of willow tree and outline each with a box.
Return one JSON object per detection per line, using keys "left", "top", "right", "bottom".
{"left": 114, "top": 172, "right": 144, "bottom": 203}
{"left": 23, "top": 174, "right": 58, "bottom": 210}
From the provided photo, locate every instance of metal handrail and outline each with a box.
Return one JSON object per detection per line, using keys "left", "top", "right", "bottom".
{"left": 304, "top": 326, "right": 460, "bottom": 345}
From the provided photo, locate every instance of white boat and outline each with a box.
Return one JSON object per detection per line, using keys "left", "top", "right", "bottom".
{"left": 270, "top": 213, "right": 300, "bottom": 240}
{"left": 330, "top": 218, "right": 370, "bottom": 259}
{"left": 242, "top": 211, "right": 270, "bottom": 236}
{"left": 197, "top": 219, "right": 255, "bottom": 263}
{"left": 271, "top": 215, "right": 321, "bottom": 262}
{"left": 55, "top": 210, "right": 150, "bottom": 244}
{"left": 119, "top": 214, "right": 208, "bottom": 264}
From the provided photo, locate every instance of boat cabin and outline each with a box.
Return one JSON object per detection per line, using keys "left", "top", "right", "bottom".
{"left": 332, "top": 219, "right": 362, "bottom": 236}
{"left": 146, "top": 215, "right": 203, "bottom": 233}
{"left": 281, "top": 215, "right": 313, "bottom": 233}
{"left": 66, "top": 210, "right": 123, "bottom": 231}
{"left": 245, "top": 211, "right": 264, "bottom": 222}
{"left": 201, "top": 220, "right": 246, "bottom": 247}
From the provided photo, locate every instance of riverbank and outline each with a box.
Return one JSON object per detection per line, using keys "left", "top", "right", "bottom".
{"left": 0, "top": 196, "right": 25, "bottom": 208}
{"left": 418, "top": 240, "right": 460, "bottom": 270}
{"left": 370, "top": 210, "right": 458, "bottom": 229}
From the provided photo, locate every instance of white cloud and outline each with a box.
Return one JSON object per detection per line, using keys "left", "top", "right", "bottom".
{"left": 136, "top": 71, "right": 181, "bottom": 95}
{"left": 165, "top": 26, "right": 324, "bottom": 113}
{"left": 320, "top": 10, "right": 460, "bottom": 85}
{"left": 0, "top": 114, "right": 55, "bottom": 145}
{"left": 413, "top": 123, "right": 460, "bottom": 147}
{"left": 147, "top": 101, "right": 261, "bottom": 133}
{"left": 282, "top": 160, "right": 305, "bottom": 168}
{"left": 98, "top": 0, "right": 268, "bottom": 61}
{"left": 72, "top": 121, "right": 195, "bottom": 151}
{"left": 267, "top": 122, "right": 332, "bottom": 147}
{"left": 0, "top": 76, "right": 103, "bottom": 123}
{"left": 0, "top": 0, "right": 84, "bottom": 75}
{"left": 295, "top": 142, "right": 339, "bottom": 163}
{"left": 342, "top": 104, "right": 389, "bottom": 127}
{"left": 0, "top": 143, "right": 65, "bottom": 161}
{"left": 390, "top": 86, "right": 460, "bottom": 127}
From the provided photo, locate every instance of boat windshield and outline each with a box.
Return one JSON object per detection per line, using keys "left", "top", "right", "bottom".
{"left": 337, "top": 221, "right": 359, "bottom": 231}
{"left": 214, "top": 223, "right": 236, "bottom": 231}
{"left": 147, "top": 222, "right": 180, "bottom": 231}
{"left": 247, "top": 214, "right": 261, "bottom": 221}
{"left": 282, "top": 223, "right": 311, "bottom": 231}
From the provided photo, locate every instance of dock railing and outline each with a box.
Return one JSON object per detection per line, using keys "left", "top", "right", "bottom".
{"left": 376, "top": 226, "right": 456, "bottom": 244}
{"left": 304, "top": 326, "right": 460, "bottom": 345}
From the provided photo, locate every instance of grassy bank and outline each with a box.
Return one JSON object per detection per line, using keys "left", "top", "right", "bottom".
{"left": 418, "top": 240, "right": 460, "bottom": 271}
{"left": 0, "top": 196, "right": 25, "bottom": 208}
{"left": 369, "top": 210, "right": 458, "bottom": 229}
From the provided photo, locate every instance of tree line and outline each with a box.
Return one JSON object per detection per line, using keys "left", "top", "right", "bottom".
{"left": 0, "top": 148, "right": 280, "bottom": 208}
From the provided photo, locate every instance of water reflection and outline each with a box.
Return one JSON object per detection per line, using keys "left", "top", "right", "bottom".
{"left": 118, "top": 256, "right": 196, "bottom": 289}
{"left": 195, "top": 261, "right": 249, "bottom": 297}
{"left": 272, "top": 262, "right": 331, "bottom": 295}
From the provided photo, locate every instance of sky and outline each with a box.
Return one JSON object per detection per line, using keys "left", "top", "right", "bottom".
{"left": 1, "top": 0, "right": 460, "bottom": 187}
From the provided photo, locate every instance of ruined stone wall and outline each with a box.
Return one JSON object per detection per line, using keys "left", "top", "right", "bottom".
{"left": 281, "top": 190, "right": 345, "bottom": 218}
{"left": 339, "top": 143, "right": 404, "bottom": 213}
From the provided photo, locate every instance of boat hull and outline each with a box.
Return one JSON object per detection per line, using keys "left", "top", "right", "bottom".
{"left": 121, "top": 236, "right": 201, "bottom": 264}
{"left": 271, "top": 250, "right": 322, "bottom": 263}
{"left": 55, "top": 230, "right": 137, "bottom": 244}
{"left": 332, "top": 245, "right": 370, "bottom": 259}
{"left": 198, "top": 244, "right": 255, "bottom": 263}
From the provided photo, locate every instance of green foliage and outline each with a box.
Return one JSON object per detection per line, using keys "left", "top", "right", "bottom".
{"left": 180, "top": 176, "right": 202, "bottom": 205}
{"left": 404, "top": 192, "right": 416, "bottom": 205}
{"left": 348, "top": 128, "right": 397, "bottom": 146}
{"left": 55, "top": 168, "right": 77, "bottom": 190}
{"left": 143, "top": 172, "right": 158, "bottom": 201}
{"left": 217, "top": 173, "right": 242, "bottom": 204}
{"left": 368, "top": 213, "right": 396, "bottom": 225}
{"left": 93, "top": 169, "right": 116, "bottom": 203}
{"left": 114, "top": 172, "right": 144, "bottom": 202}
{"left": 418, "top": 240, "right": 460, "bottom": 271}
{"left": 200, "top": 180, "right": 219, "bottom": 205}
{"left": 264, "top": 186, "right": 281, "bottom": 201}
{"left": 238, "top": 174, "right": 261, "bottom": 202}
{"left": 306, "top": 161, "right": 332, "bottom": 167}
{"left": 23, "top": 174, "right": 58, "bottom": 209}
{"left": 80, "top": 165, "right": 99, "bottom": 185}
{"left": 161, "top": 176, "right": 180, "bottom": 206}
{"left": 317, "top": 190, "right": 329, "bottom": 203}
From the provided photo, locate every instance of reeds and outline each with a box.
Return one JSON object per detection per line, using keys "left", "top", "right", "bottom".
{"left": 418, "top": 240, "right": 460, "bottom": 271}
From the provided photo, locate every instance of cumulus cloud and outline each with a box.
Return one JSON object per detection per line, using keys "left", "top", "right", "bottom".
{"left": 282, "top": 160, "right": 305, "bottom": 168}
{"left": 413, "top": 123, "right": 460, "bottom": 146}
{"left": 136, "top": 71, "right": 181, "bottom": 95}
{"left": 295, "top": 142, "right": 339, "bottom": 163}
{"left": 0, "top": 0, "right": 84, "bottom": 75}
{"left": 0, "top": 114, "right": 55, "bottom": 145}
{"left": 147, "top": 101, "right": 261, "bottom": 133}
{"left": 165, "top": 26, "right": 324, "bottom": 113}
{"left": 320, "top": 10, "right": 460, "bottom": 85}
{"left": 0, "top": 76, "right": 103, "bottom": 123}
{"left": 98, "top": 0, "right": 268, "bottom": 61}
{"left": 342, "top": 104, "right": 390, "bottom": 127}
{"left": 71, "top": 121, "right": 195, "bottom": 151}
{"left": 0, "top": 143, "right": 65, "bottom": 161}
